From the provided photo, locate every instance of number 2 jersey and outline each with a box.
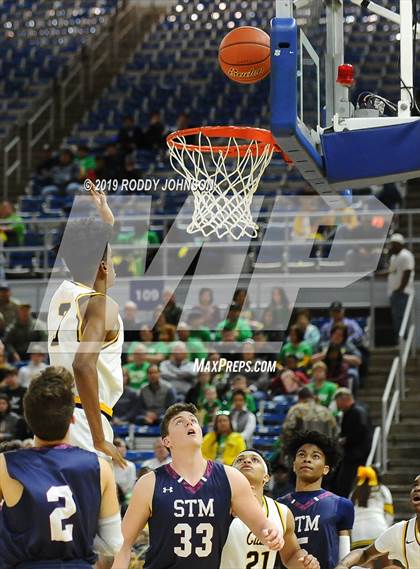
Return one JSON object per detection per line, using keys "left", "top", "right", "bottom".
{"left": 145, "top": 460, "right": 232, "bottom": 569}
{"left": 0, "top": 445, "right": 101, "bottom": 568}
{"left": 278, "top": 489, "right": 354, "bottom": 569}
{"left": 220, "top": 496, "right": 288, "bottom": 569}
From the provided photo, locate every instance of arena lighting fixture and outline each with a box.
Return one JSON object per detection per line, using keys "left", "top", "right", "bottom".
{"left": 175, "top": 5, "right": 183, "bottom": 13}
{"left": 197, "top": 3, "right": 205, "bottom": 10}
{"left": 191, "top": 13, "right": 198, "bottom": 21}
{"left": 212, "top": 12, "right": 220, "bottom": 20}
{"left": 234, "top": 11, "right": 242, "bottom": 19}
{"left": 219, "top": 2, "right": 227, "bottom": 9}
{"left": 227, "top": 21, "right": 235, "bottom": 29}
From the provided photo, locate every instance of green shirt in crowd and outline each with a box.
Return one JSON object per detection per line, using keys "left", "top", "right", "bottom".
{"left": 123, "top": 361, "right": 150, "bottom": 390}
{"left": 308, "top": 380, "right": 337, "bottom": 408}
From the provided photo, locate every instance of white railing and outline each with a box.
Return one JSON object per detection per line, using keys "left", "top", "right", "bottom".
{"left": 366, "top": 425, "right": 381, "bottom": 467}
{"left": 380, "top": 292, "right": 415, "bottom": 471}
{"left": 3, "top": 136, "right": 21, "bottom": 199}
{"left": 27, "top": 98, "right": 54, "bottom": 169}
{"left": 60, "top": 64, "right": 84, "bottom": 128}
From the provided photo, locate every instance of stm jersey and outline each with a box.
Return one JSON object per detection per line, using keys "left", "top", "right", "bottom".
{"left": 48, "top": 280, "right": 124, "bottom": 411}
{"left": 278, "top": 489, "right": 354, "bottom": 569}
{"left": 375, "top": 517, "right": 420, "bottom": 568}
{"left": 0, "top": 445, "right": 100, "bottom": 568}
{"left": 220, "top": 496, "right": 288, "bottom": 569}
{"left": 145, "top": 461, "right": 232, "bottom": 569}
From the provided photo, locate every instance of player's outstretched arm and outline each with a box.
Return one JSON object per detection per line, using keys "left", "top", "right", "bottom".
{"left": 281, "top": 509, "right": 320, "bottom": 569}
{"left": 89, "top": 185, "right": 115, "bottom": 226}
{"left": 226, "top": 466, "right": 284, "bottom": 551}
{"left": 94, "top": 458, "right": 123, "bottom": 556}
{"left": 334, "top": 544, "right": 383, "bottom": 568}
{"left": 72, "top": 295, "right": 125, "bottom": 468}
{"left": 111, "top": 471, "right": 155, "bottom": 569}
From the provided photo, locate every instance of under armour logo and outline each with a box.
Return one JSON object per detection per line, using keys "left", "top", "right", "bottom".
{"left": 163, "top": 486, "right": 173, "bottom": 493}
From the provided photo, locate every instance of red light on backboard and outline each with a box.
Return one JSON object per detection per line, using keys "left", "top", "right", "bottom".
{"left": 337, "top": 64, "right": 354, "bottom": 87}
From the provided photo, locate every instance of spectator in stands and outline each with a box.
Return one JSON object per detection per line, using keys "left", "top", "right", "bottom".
{"left": 281, "top": 387, "right": 337, "bottom": 448}
{"left": 334, "top": 388, "right": 373, "bottom": 498}
{"left": 239, "top": 339, "right": 269, "bottom": 388}
{"left": 201, "top": 385, "right": 222, "bottom": 427}
{"left": 218, "top": 329, "right": 242, "bottom": 362}
{"left": 0, "top": 394, "right": 19, "bottom": 442}
{"left": 308, "top": 361, "right": 337, "bottom": 408}
{"left": 43, "top": 148, "right": 81, "bottom": 197}
{"left": 124, "top": 343, "right": 150, "bottom": 391}
{"left": 295, "top": 309, "right": 320, "bottom": 350}
{"left": 320, "top": 301, "right": 364, "bottom": 345}
{"left": 229, "top": 389, "right": 256, "bottom": 446}
{"left": 122, "top": 301, "right": 141, "bottom": 344}
{"left": 17, "top": 344, "right": 47, "bottom": 388}
{"left": 176, "top": 322, "right": 207, "bottom": 361}
{"left": 4, "top": 302, "right": 47, "bottom": 362}
{"left": 0, "top": 367, "right": 26, "bottom": 416}
{"left": 350, "top": 466, "right": 394, "bottom": 554}
{"left": 266, "top": 459, "right": 294, "bottom": 498}
{"left": 0, "top": 282, "right": 19, "bottom": 328}
{"left": 128, "top": 364, "right": 176, "bottom": 425}
{"left": 194, "top": 287, "right": 221, "bottom": 329}
{"left": 233, "top": 288, "right": 255, "bottom": 322}
{"left": 161, "top": 290, "right": 182, "bottom": 326}
{"left": 279, "top": 324, "right": 312, "bottom": 369}
{"left": 270, "top": 366, "right": 307, "bottom": 397}
{"left": 321, "top": 345, "right": 352, "bottom": 389}
{"left": 147, "top": 323, "right": 175, "bottom": 364}
{"left": 376, "top": 182, "right": 403, "bottom": 211}
{"left": 102, "top": 142, "right": 123, "bottom": 180}
{"left": 185, "top": 371, "right": 212, "bottom": 407}
{"left": 186, "top": 309, "right": 212, "bottom": 342}
{"left": 201, "top": 411, "right": 246, "bottom": 465}
{"left": 159, "top": 341, "right": 197, "bottom": 397}
{"left": 384, "top": 233, "right": 415, "bottom": 343}
{"left": 263, "top": 286, "right": 291, "bottom": 335}
{"left": 113, "top": 368, "right": 138, "bottom": 424}
{"left": 223, "top": 375, "right": 257, "bottom": 413}
{"left": 113, "top": 438, "right": 137, "bottom": 498}
{"left": 76, "top": 145, "right": 96, "bottom": 180}
{"left": 0, "top": 202, "right": 25, "bottom": 246}
{"left": 215, "top": 304, "right": 252, "bottom": 342}
{"left": 0, "top": 342, "right": 11, "bottom": 382}
{"left": 142, "top": 438, "right": 172, "bottom": 470}
{"left": 142, "top": 111, "right": 165, "bottom": 151}
{"left": 118, "top": 115, "right": 142, "bottom": 153}
{"left": 119, "top": 155, "right": 142, "bottom": 185}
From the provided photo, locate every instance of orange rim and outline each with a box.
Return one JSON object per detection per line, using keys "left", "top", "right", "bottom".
{"left": 166, "top": 126, "right": 291, "bottom": 161}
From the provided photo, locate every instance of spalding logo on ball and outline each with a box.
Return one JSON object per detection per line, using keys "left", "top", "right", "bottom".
{"left": 218, "top": 26, "right": 271, "bottom": 84}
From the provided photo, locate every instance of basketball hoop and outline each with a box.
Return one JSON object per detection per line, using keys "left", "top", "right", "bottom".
{"left": 167, "top": 126, "right": 290, "bottom": 240}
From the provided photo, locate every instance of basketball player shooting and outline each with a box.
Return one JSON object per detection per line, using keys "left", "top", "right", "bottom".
{"left": 220, "top": 449, "right": 320, "bottom": 569}
{"left": 335, "top": 474, "right": 420, "bottom": 568}
{"left": 48, "top": 187, "right": 125, "bottom": 467}
{"left": 112, "top": 403, "right": 285, "bottom": 569}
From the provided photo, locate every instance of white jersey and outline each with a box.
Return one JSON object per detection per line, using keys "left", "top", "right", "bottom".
{"left": 375, "top": 517, "right": 420, "bottom": 568}
{"left": 48, "top": 280, "right": 123, "bottom": 448}
{"left": 352, "top": 485, "right": 394, "bottom": 547}
{"left": 220, "top": 496, "right": 287, "bottom": 569}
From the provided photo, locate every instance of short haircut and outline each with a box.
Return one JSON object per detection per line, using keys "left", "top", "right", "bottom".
{"left": 60, "top": 217, "right": 113, "bottom": 283}
{"left": 232, "top": 389, "right": 247, "bottom": 399}
{"left": 285, "top": 430, "right": 342, "bottom": 470}
{"left": 24, "top": 367, "right": 75, "bottom": 441}
{"left": 289, "top": 324, "right": 304, "bottom": 342}
{"left": 235, "top": 447, "right": 271, "bottom": 476}
{"left": 160, "top": 403, "right": 198, "bottom": 438}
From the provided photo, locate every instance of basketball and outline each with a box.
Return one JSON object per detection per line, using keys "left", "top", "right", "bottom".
{"left": 218, "top": 26, "right": 271, "bottom": 84}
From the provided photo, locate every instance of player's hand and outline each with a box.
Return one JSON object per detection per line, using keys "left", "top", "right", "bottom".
{"left": 89, "top": 184, "right": 114, "bottom": 226}
{"left": 261, "top": 528, "right": 284, "bottom": 551}
{"left": 94, "top": 440, "right": 127, "bottom": 468}
{"left": 298, "top": 551, "right": 320, "bottom": 569}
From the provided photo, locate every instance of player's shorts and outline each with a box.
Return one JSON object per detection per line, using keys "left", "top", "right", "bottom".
{"left": 70, "top": 407, "right": 114, "bottom": 455}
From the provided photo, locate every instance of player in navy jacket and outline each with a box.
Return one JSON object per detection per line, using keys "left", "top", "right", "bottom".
{"left": 278, "top": 431, "right": 355, "bottom": 569}
{"left": 112, "top": 403, "right": 286, "bottom": 569}
{"left": 0, "top": 366, "right": 122, "bottom": 569}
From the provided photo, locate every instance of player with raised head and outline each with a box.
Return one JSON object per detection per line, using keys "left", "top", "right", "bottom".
{"left": 220, "top": 448, "right": 320, "bottom": 569}
{"left": 335, "top": 473, "right": 420, "bottom": 569}
{"left": 0, "top": 366, "right": 122, "bottom": 568}
{"left": 112, "top": 403, "right": 285, "bottom": 569}
{"left": 278, "top": 431, "right": 354, "bottom": 569}
{"left": 48, "top": 189, "right": 125, "bottom": 466}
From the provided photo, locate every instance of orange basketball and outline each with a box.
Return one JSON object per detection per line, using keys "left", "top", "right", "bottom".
{"left": 219, "top": 26, "right": 271, "bottom": 84}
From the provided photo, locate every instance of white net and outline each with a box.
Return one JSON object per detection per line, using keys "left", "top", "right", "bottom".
{"left": 167, "top": 131, "right": 274, "bottom": 240}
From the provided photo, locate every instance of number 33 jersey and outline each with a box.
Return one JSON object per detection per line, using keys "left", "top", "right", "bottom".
{"left": 220, "top": 496, "right": 287, "bottom": 569}
{"left": 0, "top": 445, "right": 101, "bottom": 568}
{"left": 145, "top": 461, "right": 232, "bottom": 569}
